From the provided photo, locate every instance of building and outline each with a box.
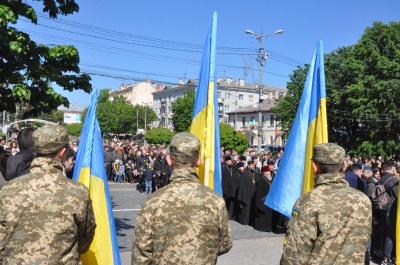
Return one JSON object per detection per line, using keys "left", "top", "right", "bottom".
{"left": 225, "top": 99, "right": 284, "bottom": 146}
{"left": 58, "top": 104, "right": 86, "bottom": 124}
{"left": 152, "top": 77, "right": 286, "bottom": 145}
{"left": 108, "top": 80, "right": 161, "bottom": 106}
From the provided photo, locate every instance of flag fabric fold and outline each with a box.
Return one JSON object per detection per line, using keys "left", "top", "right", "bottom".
{"left": 265, "top": 40, "right": 327, "bottom": 218}
{"left": 73, "top": 90, "right": 121, "bottom": 265}
{"left": 189, "top": 12, "right": 222, "bottom": 196}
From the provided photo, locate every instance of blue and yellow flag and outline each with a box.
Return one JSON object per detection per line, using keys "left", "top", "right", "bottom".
{"left": 265, "top": 40, "right": 327, "bottom": 217}
{"left": 73, "top": 90, "right": 121, "bottom": 265}
{"left": 189, "top": 12, "right": 222, "bottom": 196}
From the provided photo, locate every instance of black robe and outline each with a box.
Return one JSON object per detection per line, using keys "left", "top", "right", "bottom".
{"left": 228, "top": 171, "right": 241, "bottom": 221}
{"left": 254, "top": 175, "right": 275, "bottom": 232}
{"left": 237, "top": 168, "right": 259, "bottom": 226}
{"left": 222, "top": 164, "right": 236, "bottom": 210}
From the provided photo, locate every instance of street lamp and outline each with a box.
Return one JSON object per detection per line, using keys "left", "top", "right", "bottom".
{"left": 142, "top": 102, "right": 147, "bottom": 134}
{"left": 245, "top": 28, "right": 283, "bottom": 151}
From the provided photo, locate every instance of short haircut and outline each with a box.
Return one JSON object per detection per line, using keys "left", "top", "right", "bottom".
{"left": 350, "top": 164, "right": 362, "bottom": 172}
{"left": 65, "top": 146, "right": 76, "bottom": 160}
{"left": 17, "top": 127, "right": 36, "bottom": 152}
{"left": 315, "top": 162, "right": 344, "bottom": 174}
{"left": 381, "top": 162, "right": 393, "bottom": 172}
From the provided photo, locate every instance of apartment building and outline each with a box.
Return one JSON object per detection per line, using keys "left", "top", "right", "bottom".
{"left": 108, "top": 80, "right": 161, "bottom": 106}
{"left": 152, "top": 77, "right": 286, "bottom": 146}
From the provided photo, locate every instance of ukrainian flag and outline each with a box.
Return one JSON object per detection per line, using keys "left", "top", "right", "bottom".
{"left": 189, "top": 12, "right": 222, "bottom": 196}
{"left": 73, "top": 90, "right": 121, "bottom": 265}
{"left": 265, "top": 40, "right": 327, "bottom": 217}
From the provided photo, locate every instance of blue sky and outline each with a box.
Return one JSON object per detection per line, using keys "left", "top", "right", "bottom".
{"left": 18, "top": 0, "right": 400, "bottom": 107}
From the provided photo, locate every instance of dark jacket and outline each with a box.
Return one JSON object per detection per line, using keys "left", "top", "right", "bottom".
{"left": 379, "top": 172, "right": 398, "bottom": 215}
{"left": 0, "top": 151, "right": 36, "bottom": 181}
{"left": 344, "top": 171, "right": 367, "bottom": 194}
{"left": 365, "top": 176, "right": 378, "bottom": 198}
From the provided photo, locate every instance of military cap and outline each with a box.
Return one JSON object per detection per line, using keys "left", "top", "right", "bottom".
{"left": 32, "top": 124, "right": 69, "bottom": 154}
{"left": 68, "top": 135, "right": 79, "bottom": 144}
{"left": 237, "top": 162, "right": 245, "bottom": 168}
{"left": 247, "top": 160, "right": 254, "bottom": 166}
{"left": 312, "top": 143, "right": 345, "bottom": 165}
{"left": 169, "top": 132, "right": 200, "bottom": 164}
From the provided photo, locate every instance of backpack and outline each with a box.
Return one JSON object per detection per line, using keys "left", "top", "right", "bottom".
{"left": 371, "top": 176, "right": 397, "bottom": 211}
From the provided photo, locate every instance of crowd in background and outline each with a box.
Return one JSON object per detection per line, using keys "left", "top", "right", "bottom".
{"left": 1, "top": 131, "right": 400, "bottom": 264}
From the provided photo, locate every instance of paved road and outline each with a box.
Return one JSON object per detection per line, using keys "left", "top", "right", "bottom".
{"left": 110, "top": 182, "right": 285, "bottom": 265}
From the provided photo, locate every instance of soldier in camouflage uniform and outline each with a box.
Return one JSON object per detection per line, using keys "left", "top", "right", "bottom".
{"left": 0, "top": 124, "right": 96, "bottom": 264}
{"left": 132, "top": 132, "right": 232, "bottom": 265}
{"left": 280, "top": 143, "right": 372, "bottom": 265}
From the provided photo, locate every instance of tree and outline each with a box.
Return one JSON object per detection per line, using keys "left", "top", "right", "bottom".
{"left": 66, "top": 123, "right": 83, "bottom": 136}
{"left": 273, "top": 21, "right": 400, "bottom": 157}
{"left": 91, "top": 90, "right": 157, "bottom": 135}
{"left": 271, "top": 66, "right": 309, "bottom": 138}
{"left": 0, "top": 1, "right": 91, "bottom": 117}
{"left": 219, "top": 123, "right": 248, "bottom": 154}
{"left": 171, "top": 90, "right": 195, "bottom": 132}
{"left": 39, "top": 110, "right": 65, "bottom": 125}
{"left": 144, "top": 127, "right": 174, "bottom": 145}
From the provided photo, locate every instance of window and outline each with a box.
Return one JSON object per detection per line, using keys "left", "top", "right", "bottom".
{"left": 168, "top": 118, "right": 172, "bottom": 124}
{"left": 168, "top": 95, "right": 171, "bottom": 101}
{"left": 224, "top": 105, "right": 230, "bottom": 111}
{"left": 270, "top": 115, "right": 275, "bottom": 127}
{"left": 224, "top": 117, "right": 228, "bottom": 123}
{"left": 238, "top": 94, "right": 244, "bottom": 100}
{"left": 218, "top": 103, "right": 223, "bottom": 110}
{"left": 249, "top": 95, "right": 253, "bottom": 101}
{"left": 159, "top": 108, "right": 162, "bottom": 114}
{"left": 168, "top": 107, "right": 171, "bottom": 113}
{"left": 242, "top": 117, "right": 246, "bottom": 128}
{"left": 225, "top": 93, "right": 230, "bottom": 99}
{"left": 218, "top": 92, "right": 222, "bottom": 98}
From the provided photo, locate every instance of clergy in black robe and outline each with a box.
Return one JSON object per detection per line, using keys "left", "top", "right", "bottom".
{"left": 228, "top": 161, "right": 244, "bottom": 221}
{"left": 254, "top": 165, "right": 275, "bottom": 232}
{"left": 221, "top": 156, "right": 236, "bottom": 211}
{"left": 237, "top": 160, "right": 260, "bottom": 226}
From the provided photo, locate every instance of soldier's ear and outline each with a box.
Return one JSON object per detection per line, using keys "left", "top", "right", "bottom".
{"left": 57, "top": 147, "right": 67, "bottom": 161}
{"left": 195, "top": 156, "right": 202, "bottom": 168}
{"left": 312, "top": 161, "right": 318, "bottom": 175}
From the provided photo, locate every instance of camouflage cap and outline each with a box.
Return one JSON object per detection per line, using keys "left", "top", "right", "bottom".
{"left": 169, "top": 132, "right": 200, "bottom": 164}
{"left": 312, "top": 143, "right": 345, "bottom": 165}
{"left": 32, "top": 124, "right": 69, "bottom": 154}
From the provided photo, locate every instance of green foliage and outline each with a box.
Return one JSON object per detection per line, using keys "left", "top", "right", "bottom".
{"left": 0, "top": 132, "right": 5, "bottom": 138}
{"left": 171, "top": 90, "right": 195, "bottom": 132}
{"left": 219, "top": 123, "right": 248, "bottom": 154}
{"left": 0, "top": 1, "right": 91, "bottom": 117}
{"left": 37, "top": 110, "right": 65, "bottom": 125}
{"left": 66, "top": 123, "right": 83, "bottom": 136}
{"left": 273, "top": 21, "right": 400, "bottom": 157}
{"left": 271, "top": 65, "right": 309, "bottom": 139}
{"left": 93, "top": 89, "right": 157, "bottom": 134}
{"left": 144, "top": 127, "right": 174, "bottom": 145}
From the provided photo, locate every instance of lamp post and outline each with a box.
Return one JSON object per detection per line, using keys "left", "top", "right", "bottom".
{"left": 245, "top": 29, "right": 283, "bottom": 151}
{"left": 136, "top": 105, "right": 139, "bottom": 135}
{"left": 142, "top": 102, "right": 147, "bottom": 134}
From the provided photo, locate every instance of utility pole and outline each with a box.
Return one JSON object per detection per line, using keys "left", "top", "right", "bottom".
{"left": 245, "top": 29, "right": 283, "bottom": 151}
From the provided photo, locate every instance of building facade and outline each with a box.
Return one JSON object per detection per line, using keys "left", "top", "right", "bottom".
{"left": 225, "top": 100, "right": 284, "bottom": 146}
{"left": 108, "top": 80, "right": 161, "bottom": 106}
{"left": 152, "top": 78, "right": 286, "bottom": 145}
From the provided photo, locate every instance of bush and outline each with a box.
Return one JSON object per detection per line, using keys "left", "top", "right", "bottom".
{"left": 144, "top": 127, "right": 174, "bottom": 145}
{"left": 66, "top": 123, "right": 83, "bottom": 136}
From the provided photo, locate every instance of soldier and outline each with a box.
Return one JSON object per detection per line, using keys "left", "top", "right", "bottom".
{"left": 280, "top": 143, "right": 372, "bottom": 265}
{"left": 0, "top": 124, "right": 96, "bottom": 264}
{"left": 132, "top": 132, "right": 232, "bottom": 264}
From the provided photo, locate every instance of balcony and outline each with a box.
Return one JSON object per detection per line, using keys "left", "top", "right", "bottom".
{"left": 217, "top": 98, "right": 224, "bottom": 103}
{"left": 218, "top": 110, "right": 224, "bottom": 115}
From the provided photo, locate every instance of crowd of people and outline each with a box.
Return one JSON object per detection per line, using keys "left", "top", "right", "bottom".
{"left": 1, "top": 129, "right": 400, "bottom": 264}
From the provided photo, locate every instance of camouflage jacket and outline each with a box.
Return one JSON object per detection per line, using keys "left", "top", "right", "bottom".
{"left": 280, "top": 172, "right": 372, "bottom": 265}
{"left": 0, "top": 157, "right": 96, "bottom": 264}
{"left": 132, "top": 167, "right": 232, "bottom": 265}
